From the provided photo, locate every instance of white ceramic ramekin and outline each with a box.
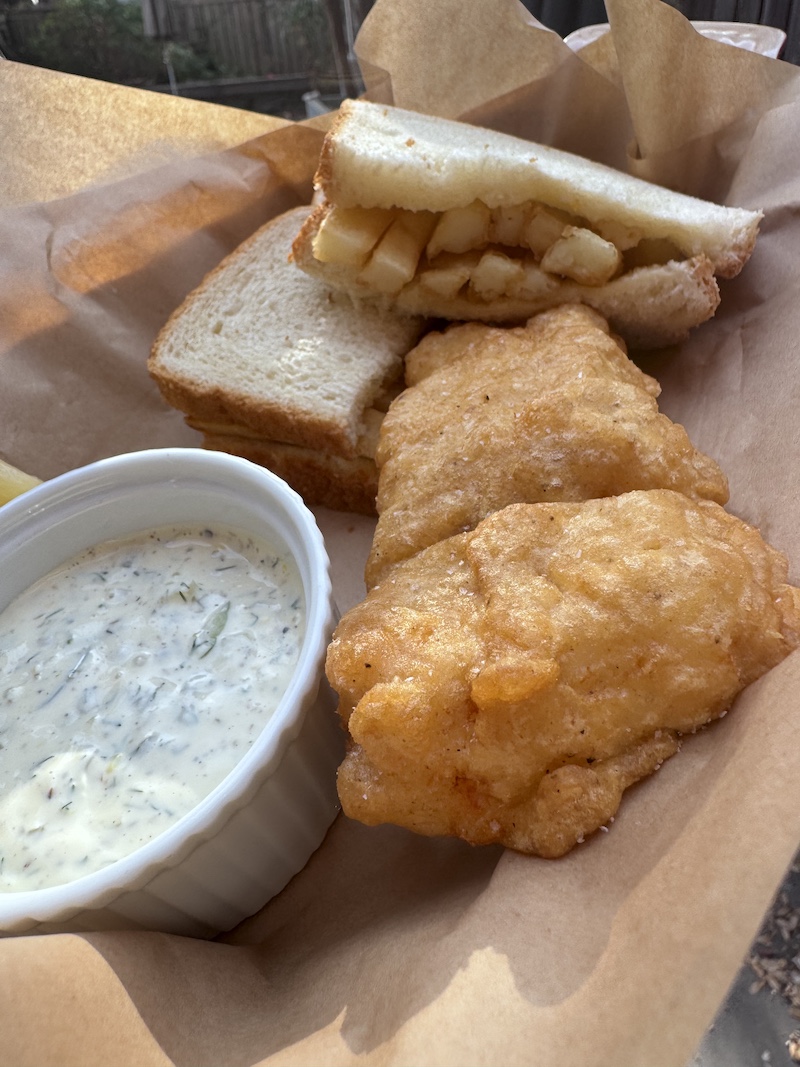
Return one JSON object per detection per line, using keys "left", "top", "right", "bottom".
{"left": 0, "top": 448, "right": 342, "bottom": 938}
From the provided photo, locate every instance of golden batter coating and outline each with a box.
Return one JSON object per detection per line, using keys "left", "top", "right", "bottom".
{"left": 366, "top": 304, "right": 728, "bottom": 588}
{"left": 328, "top": 491, "right": 800, "bottom": 857}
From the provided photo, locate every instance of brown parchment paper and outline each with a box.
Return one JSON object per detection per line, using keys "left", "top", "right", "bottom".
{"left": 1, "top": 1, "right": 800, "bottom": 1064}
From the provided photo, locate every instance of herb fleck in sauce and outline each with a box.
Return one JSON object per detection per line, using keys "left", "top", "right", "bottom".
{"left": 0, "top": 525, "right": 304, "bottom": 890}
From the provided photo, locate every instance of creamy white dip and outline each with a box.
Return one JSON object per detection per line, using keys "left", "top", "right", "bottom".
{"left": 0, "top": 524, "right": 305, "bottom": 891}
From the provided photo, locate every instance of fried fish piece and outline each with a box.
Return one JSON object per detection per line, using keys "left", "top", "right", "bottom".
{"left": 365, "top": 304, "right": 728, "bottom": 588}
{"left": 328, "top": 491, "right": 800, "bottom": 857}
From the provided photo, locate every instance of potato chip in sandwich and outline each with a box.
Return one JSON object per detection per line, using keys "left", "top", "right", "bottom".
{"left": 292, "top": 100, "right": 762, "bottom": 349}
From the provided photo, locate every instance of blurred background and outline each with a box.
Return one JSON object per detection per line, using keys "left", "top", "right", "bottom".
{"left": 0, "top": 0, "right": 797, "bottom": 119}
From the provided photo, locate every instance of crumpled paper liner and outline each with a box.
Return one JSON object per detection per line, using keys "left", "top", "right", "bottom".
{"left": 0, "top": 60, "right": 291, "bottom": 207}
{"left": 1, "top": 1, "right": 800, "bottom": 1064}
{"left": 0, "top": 110, "right": 323, "bottom": 480}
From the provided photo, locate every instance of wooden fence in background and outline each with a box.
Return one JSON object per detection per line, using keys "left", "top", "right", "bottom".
{"left": 164, "top": 0, "right": 337, "bottom": 78}
{"left": 4, "top": 0, "right": 344, "bottom": 80}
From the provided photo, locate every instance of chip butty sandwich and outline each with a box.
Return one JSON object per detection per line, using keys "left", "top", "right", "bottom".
{"left": 149, "top": 206, "right": 423, "bottom": 513}
{"left": 293, "top": 100, "right": 762, "bottom": 348}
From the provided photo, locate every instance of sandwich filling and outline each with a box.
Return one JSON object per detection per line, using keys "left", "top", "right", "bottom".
{"left": 310, "top": 197, "right": 687, "bottom": 305}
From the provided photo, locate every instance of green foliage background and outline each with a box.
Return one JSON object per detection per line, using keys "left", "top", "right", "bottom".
{"left": 10, "top": 0, "right": 219, "bottom": 85}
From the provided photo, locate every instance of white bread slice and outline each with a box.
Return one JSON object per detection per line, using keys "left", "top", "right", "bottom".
{"left": 293, "top": 101, "right": 762, "bottom": 348}
{"left": 185, "top": 403, "right": 387, "bottom": 465}
{"left": 198, "top": 432, "right": 380, "bottom": 516}
{"left": 149, "top": 205, "right": 423, "bottom": 461}
{"left": 186, "top": 408, "right": 384, "bottom": 515}
{"left": 313, "top": 101, "right": 760, "bottom": 277}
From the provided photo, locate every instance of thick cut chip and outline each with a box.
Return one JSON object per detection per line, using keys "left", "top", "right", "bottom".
{"left": 328, "top": 492, "right": 800, "bottom": 857}
{"left": 469, "top": 251, "right": 526, "bottom": 299}
{"left": 366, "top": 304, "right": 729, "bottom": 588}
{"left": 426, "top": 200, "right": 491, "bottom": 258}
{"left": 312, "top": 204, "right": 394, "bottom": 268}
{"left": 358, "top": 211, "right": 437, "bottom": 294}
{"left": 523, "top": 204, "right": 568, "bottom": 255}
{"left": 539, "top": 226, "right": 622, "bottom": 286}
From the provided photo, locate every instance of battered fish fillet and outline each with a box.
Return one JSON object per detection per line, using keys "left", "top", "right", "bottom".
{"left": 328, "top": 491, "right": 800, "bottom": 857}
{"left": 365, "top": 304, "right": 728, "bottom": 588}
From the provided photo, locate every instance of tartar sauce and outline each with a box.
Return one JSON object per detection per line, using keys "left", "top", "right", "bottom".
{"left": 0, "top": 524, "right": 305, "bottom": 891}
